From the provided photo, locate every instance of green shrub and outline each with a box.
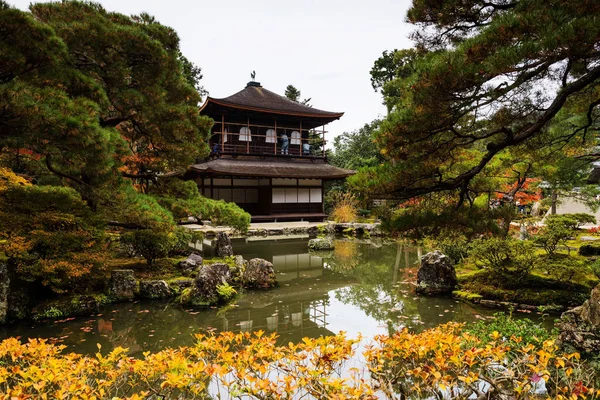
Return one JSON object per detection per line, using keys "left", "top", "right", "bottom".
{"left": 436, "top": 232, "right": 472, "bottom": 263}
{"left": 121, "top": 229, "right": 174, "bottom": 266}
{"left": 465, "top": 312, "right": 553, "bottom": 349}
{"left": 542, "top": 255, "right": 589, "bottom": 282}
{"left": 534, "top": 216, "right": 573, "bottom": 257}
{"left": 169, "top": 226, "right": 194, "bottom": 256}
{"left": 470, "top": 237, "right": 536, "bottom": 277}
{"left": 151, "top": 180, "right": 250, "bottom": 232}
{"left": 552, "top": 213, "right": 597, "bottom": 229}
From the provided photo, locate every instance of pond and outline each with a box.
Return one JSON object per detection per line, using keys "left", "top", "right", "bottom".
{"left": 0, "top": 237, "right": 554, "bottom": 356}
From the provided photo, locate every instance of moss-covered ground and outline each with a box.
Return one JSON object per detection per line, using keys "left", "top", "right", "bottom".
{"left": 454, "top": 233, "right": 600, "bottom": 308}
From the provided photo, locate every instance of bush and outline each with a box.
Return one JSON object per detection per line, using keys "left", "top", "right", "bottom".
{"left": 330, "top": 192, "right": 359, "bottom": 223}
{"left": 542, "top": 255, "right": 589, "bottom": 282}
{"left": 121, "top": 229, "right": 174, "bottom": 266}
{"left": 465, "top": 312, "right": 553, "bottom": 349}
{"left": 0, "top": 179, "right": 109, "bottom": 294}
{"left": 151, "top": 180, "right": 251, "bottom": 232}
{"left": 534, "top": 216, "right": 574, "bottom": 257}
{"left": 435, "top": 232, "right": 472, "bottom": 263}
{"left": 470, "top": 236, "right": 536, "bottom": 277}
{"left": 169, "top": 226, "right": 195, "bottom": 256}
{"left": 559, "top": 213, "right": 597, "bottom": 229}
{"left": 1, "top": 325, "right": 596, "bottom": 399}
{"left": 365, "top": 323, "right": 595, "bottom": 400}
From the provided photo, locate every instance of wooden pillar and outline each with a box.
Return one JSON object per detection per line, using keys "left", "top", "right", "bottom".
{"left": 246, "top": 116, "right": 250, "bottom": 154}
{"left": 299, "top": 120, "right": 302, "bottom": 156}
{"left": 274, "top": 119, "right": 277, "bottom": 155}
{"left": 221, "top": 114, "right": 225, "bottom": 150}
{"left": 322, "top": 125, "right": 325, "bottom": 157}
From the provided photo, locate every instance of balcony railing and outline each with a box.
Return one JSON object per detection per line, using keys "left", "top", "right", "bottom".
{"left": 213, "top": 142, "right": 325, "bottom": 158}
{"left": 210, "top": 120, "right": 327, "bottom": 159}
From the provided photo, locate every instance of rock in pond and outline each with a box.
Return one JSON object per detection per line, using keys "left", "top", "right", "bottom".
{"left": 243, "top": 258, "right": 277, "bottom": 289}
{"left": 216, "top": 232, "right": 233, "bottom": 257}
{"left": 416, "top": 251, "right": 457, "bottom": 296}
{"left": 308, "top": 238, "right": 334, "bottom": 251}
{"left": 32, "top": 294, "right": 110, "bottom": 320}
{"left": 139, "top": 280, "right": 172, "bottom": 299}
{"left": 178, "top": 253, "right": 203, "bottom": 275}
{"left": 108, "top": 269, "right": 137, "bottom": 301}
{"left": 180, "top": 263, "right": 234, "bottom": 306}
{"left": 557, "top": 283, "right": 600, "bottom": 355}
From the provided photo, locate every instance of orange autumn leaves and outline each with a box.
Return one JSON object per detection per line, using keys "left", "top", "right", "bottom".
{"left": 0, "top": 323, "right": 597, "bottom": 399}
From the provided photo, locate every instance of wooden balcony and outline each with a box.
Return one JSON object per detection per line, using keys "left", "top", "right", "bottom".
{"left": 209, "top": 119, "right": 328, "bottom": 159}
{"left": 215, "top": 142, "right": 325, "bottom": 158}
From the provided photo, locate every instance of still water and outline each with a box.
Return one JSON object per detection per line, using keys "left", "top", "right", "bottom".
{"left": 0, "top": 237, "right": 552, "bottom": 355}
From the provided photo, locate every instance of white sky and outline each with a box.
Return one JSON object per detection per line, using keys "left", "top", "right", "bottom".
{"left": 11, "top": 0, "right": 414, "bottom": 139}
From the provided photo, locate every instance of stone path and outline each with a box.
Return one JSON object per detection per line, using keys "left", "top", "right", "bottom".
{"left": 184, "top": 221, "right": 324, "bottom": 236}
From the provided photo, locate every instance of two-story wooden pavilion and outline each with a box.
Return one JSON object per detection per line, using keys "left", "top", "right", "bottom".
{"left": 186, "top": 81, "right": 354, "bottom": 222}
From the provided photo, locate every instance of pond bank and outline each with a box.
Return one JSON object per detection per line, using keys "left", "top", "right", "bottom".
{"left": 185, "top": 221, "right": 383, "bottom": 237}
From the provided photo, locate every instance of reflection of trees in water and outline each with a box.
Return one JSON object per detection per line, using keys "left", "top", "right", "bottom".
{"left": 331, "top": 242, "right": 486, "bottom": 334}
{"left": 327, "top": 240, "right": 361, "bottom": 272}
{"left": 333, "top": 242, "right": 425, "bottom": 335}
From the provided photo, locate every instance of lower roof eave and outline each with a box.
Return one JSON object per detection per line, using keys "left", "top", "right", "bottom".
{"left": 186, "top": 159, "right": 355, "bottom": 180}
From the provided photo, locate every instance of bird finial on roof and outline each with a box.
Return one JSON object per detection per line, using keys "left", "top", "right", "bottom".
{"left": 250, "top": 70, "right": 256, "bottom": 81}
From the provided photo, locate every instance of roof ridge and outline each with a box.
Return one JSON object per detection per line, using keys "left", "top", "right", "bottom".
{"left": 202, "top": 85, "right": 343, "bottom": 118}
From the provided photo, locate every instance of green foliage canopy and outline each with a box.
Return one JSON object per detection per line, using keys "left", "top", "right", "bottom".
{"left": 357, "top": 0, "right": 600, "bottom": 206}
{"left": 0, "top": 2, "right": 251, "bottom": 284}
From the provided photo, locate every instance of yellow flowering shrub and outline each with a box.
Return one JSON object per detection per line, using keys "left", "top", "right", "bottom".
{"left": 0, "top": 324, "right": 596, "bottom": 399}
{"left": 364, "top": 323, "right": 598, "bottom": 399}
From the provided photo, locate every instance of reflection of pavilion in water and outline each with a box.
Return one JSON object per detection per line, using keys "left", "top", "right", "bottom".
{"left": 219, "top": 298, "right": 331, "bottom": 339}
{"left": 209, "top": 236, "right": 338, "bottom": 340}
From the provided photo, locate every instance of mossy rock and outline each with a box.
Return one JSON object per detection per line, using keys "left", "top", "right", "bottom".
{"left": 452, "top": 290, "right": 483, "bottom": 302}
{"left": 308, "top": 238, "right": 334, "bottom": 251}
{"left": 32, "top": 294, "right": 112, "bottom": 321}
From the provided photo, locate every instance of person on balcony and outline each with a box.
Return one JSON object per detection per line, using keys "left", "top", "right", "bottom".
{"left": 210, "top": 143, "right": 221, "bottom": 159}
{"left": 281, "top": 133, "right": 289, "bottom": 155}
{"left": 302, "top": 142, "right": 311, "bottom": 155}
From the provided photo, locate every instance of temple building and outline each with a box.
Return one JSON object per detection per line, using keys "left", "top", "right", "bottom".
{"left": 186, "top": 81, "right": 354, "bottom": 222}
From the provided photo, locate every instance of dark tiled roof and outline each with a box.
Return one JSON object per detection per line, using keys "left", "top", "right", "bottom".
{"left": 188, "top": 158, "right": 354, "bottom": 179}
{"left": 587, "top": 167, "right": 600, "bottom": 184}
{"left": 200, "top": 83, "right": 344, "bottom": 120}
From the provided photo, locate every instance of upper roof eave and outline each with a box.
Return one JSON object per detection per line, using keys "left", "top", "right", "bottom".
{"left": 200, "top": 97, "right": 344, "bottom": 120}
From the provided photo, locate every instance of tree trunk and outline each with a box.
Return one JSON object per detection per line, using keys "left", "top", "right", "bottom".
{"left": 551, "top": 189, "right": 558, "bottom": 215}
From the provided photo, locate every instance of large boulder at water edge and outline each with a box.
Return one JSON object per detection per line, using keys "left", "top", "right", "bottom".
{"left": 416, "top": 251, "right": 457, "bottom": 296}
{"left": 108, "top": 269, "right": 137, "bottom": 301}
{"left": 180, "top": 263, "right": 233, "bottom": 306}
{"left": 216, "top": 232, "right": 233, "bottom": 257}
{"left": 557, "top": 283, "right": 600, "bottom": 355}
{"left": 138, "top": 280, "right": 172, "bottom": 299}
{"left": 243, "top": 258, "right": 277, "bottom": 289}
{"left": 308, "top": 237, "right": 334, "bottom": 251}
{"left": 178, "top": 253, "right": 203, "bottom": 276}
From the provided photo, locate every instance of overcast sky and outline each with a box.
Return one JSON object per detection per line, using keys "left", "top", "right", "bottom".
{"left": 11, "top": 0, "right": 414, "bottom": 139}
